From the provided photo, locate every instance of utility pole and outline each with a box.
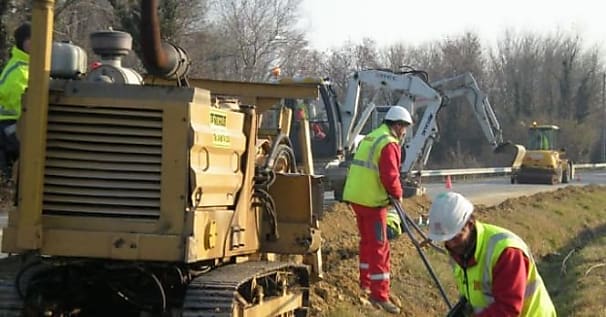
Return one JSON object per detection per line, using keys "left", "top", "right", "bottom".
{"left": 602, "top": 73, "right": 606, "bottom": 162}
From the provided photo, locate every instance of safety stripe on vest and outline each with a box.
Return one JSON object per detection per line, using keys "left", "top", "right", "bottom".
{"left": 369, "top": 272, "right": 390, "bottom": 281}
{"left": 350, "top": 134, "right": 391, "bottom": 171}
{"left": 0, "top": 61, "right": 27, "bottom": 117}
{"left": 359, "top": 263, "right": 369, "bottom": 270}
{"left": 480, "top": 232, "right": 538, "bottom": 306}
{"left": 0, "top": 61, "right": 27, "bottom": 85}
{"left": 0, "top": 107, "right": 18, "bottom": 116}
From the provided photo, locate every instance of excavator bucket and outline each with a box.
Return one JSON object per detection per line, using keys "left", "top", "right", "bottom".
{"left": 494, "top": 142, "right": 526, "bottom": 170}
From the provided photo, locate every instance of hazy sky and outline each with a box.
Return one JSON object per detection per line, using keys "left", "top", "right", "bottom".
{"left": 300, "top": 0, "right": 605, "bottom": 50}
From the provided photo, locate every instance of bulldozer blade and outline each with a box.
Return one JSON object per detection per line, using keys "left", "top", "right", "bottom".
{"left": 494, "top": 142, "right": 526, "bottom": 170}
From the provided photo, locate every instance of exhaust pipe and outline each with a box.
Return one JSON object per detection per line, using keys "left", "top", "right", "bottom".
{"left": 140, "top": 0, "right": 190, "bottom": 81}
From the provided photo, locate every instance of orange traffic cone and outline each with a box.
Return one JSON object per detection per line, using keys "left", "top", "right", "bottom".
{"left": 445, "top": 175, "right": 452, "bottom": 189}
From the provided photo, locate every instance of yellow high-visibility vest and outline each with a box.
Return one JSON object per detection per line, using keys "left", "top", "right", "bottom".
{"left": 0, "top": 46, "right": 29, "bottom": 121}
{"left": 342, "top": 124, "right": 399, "bottom": 207}
{"left": 453, "top": 222, "right": 556, "bottom": 316}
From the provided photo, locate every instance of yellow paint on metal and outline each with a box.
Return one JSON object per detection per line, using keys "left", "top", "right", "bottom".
{"left": 206, "top": 220, "right": 217, "bottom": 249}
{"left": 14, "top": 0, "right": 56, "bottom": 249}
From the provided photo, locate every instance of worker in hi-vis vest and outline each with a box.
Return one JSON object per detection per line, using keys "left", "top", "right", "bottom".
{"left": 342, "top": 105, "right": 412, "bottom": 314}
{"left": 428, "top": 192, "right": 557, "bottom": 317}
{"left": 0, "top": 22, "right": 30, "bottom": 181}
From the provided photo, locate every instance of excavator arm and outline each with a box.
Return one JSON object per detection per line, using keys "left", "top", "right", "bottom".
{"left": 328, "top": 69, "right": 524, "bottom": 199}
{"left": 401, "top": 72, "right": 526, "bottom": 183}
{"left": 340, "top": 69, "right": 442, "bottom": 153}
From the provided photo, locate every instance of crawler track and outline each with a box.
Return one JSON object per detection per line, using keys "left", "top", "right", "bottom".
{"left": 183, "top": 261, "right": 310, "bottom": 316}
{"left": 0, "top": 278, "right": 21, "bottom": 316}
{"left": 0, "top": 259, "right": 309, "bottom": 316}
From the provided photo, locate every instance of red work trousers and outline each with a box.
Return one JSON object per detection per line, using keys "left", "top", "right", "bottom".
{"left": 351, "top": 203, "right": 390, "bottom": 301}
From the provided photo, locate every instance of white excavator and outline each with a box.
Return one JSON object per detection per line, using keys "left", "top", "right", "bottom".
{"left": 317, "top": 68, "right": 526, "bottom": 200}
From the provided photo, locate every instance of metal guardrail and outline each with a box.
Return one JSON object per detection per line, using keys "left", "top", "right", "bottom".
{"left": 418, "top": 163, "right": 606, "bottom": 177}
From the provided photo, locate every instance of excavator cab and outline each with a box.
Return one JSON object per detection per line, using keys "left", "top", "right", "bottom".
{"left": 278, "top": 77, "right": 343, "bottom": 174}
{"left": 528, "top": 124, "right": 559, "bottom": 151}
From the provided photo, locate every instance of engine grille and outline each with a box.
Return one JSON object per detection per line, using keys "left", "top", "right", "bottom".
{"left": 43, "top": 105, "right": 163, "bottom": 218}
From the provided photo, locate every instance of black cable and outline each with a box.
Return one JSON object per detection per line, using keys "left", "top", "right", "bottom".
{"left": 15, "top": 259, "right": 46, "bottom": 299}
{"left": 263, "top": 133, "right": 294, "bottom": 171}
{"left": 388, "top": 196, "right": 453, "bottom": 309}
{"left": 137, "top": 267, "right": 167, "bottom": 313}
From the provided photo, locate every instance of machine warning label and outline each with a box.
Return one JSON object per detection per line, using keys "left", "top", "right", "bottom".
{"left": 212, "top": 133, "right": 231, "bottom": 147}
{"left": 210, "top": 111, "right": 227, "bottom": 127}
{"left": 210, "top": 110, "right": 230, "bottom": 147}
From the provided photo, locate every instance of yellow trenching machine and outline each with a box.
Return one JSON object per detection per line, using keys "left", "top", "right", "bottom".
{"left": 511, "top": 122, "right": 574, "bottom": 184}
{"left": 0, "top": 0, "right": 324, "bottom": 315}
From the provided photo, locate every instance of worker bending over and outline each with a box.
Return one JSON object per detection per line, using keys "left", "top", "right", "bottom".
{"left": 428, "top": 192, "right": 556, "bottom": 316}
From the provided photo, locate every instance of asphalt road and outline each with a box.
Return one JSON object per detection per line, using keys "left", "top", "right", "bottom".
{"left": 322, "top": 170, "right": 606, "bottom": 206}
{"left": 424, "top": 170, "right": 606, "bottom": 206}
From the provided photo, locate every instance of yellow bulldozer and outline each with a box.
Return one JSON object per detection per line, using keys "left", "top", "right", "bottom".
{"left": 511, "top": 122, "right": 574, "bottom": 184}
{"left": 0, "top": 0, "right": 325, "bottom": 315}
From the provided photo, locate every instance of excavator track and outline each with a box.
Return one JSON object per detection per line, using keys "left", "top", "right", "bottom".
{"left": 0, "top": 277, "right": 22, "bottom": 316}
{"left": 182, "top": 261, "right": 310, "bottom": 317}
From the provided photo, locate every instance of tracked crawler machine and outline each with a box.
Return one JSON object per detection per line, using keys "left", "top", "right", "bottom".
{"left": 0, "top": 0, "right": 323, "bottom": 315}
{"left": 511, "top": 122, "right": 574, "bottom": 184}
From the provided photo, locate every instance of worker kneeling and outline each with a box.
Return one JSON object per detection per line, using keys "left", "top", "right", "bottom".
{"left": 342, "top": 106, "right": 413, "bottom": 314}
{"left": 428, "top": 192, "right": 557, "bottom": 317}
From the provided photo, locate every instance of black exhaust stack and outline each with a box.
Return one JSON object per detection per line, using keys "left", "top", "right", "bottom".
{"left": 140, "top": 0, "right": 190, "bottom": 84}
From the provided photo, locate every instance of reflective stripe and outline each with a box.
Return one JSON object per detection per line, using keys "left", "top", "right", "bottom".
{"left": 481, "top": 232, "right": 537, "bottom": 304}
{"left": 366, "top": 134, "right": 391, "bottom": 164}
{"left": 370, "top": 272, "right": 390, "bottom": 281}
{"left": 359, "top": 263, "right": 369, "bottom": 270}
{"left": 525, "top": 280, "right": 538, "bottom": 298}
{"left": 0, "top": 106, "right": 18, "bottom": 117}
{"left": 349, "top": 134, "right": 391, "bottom": 171}
{"left": 0, "top": 61, "right": 27, "bottom": 85}
{"left": 350, "top": 158, "right": 376, "bottom": 170}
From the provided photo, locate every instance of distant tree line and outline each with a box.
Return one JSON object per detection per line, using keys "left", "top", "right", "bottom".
{"left": 1, "top": 0, "right": 604, "bottom": 165}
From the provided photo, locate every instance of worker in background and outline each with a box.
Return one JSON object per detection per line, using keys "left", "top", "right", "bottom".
{"left": 0, "top": 22, "right": 30, "bottom": 182}
{"left": 428, "top": 192, "right": 556, "bottom": 317}
{"left": 295, "top": 99, "right": 309, "bottom": 122}
{"left": 539, "top": 132, "right": 550, "bottom": 150}
{"left": 342, "top": 106, "right": 413, "bottom": 314}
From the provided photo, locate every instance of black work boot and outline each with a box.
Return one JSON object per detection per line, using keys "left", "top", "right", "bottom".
{"left": 370, "top": 298, "right": 401, "bottom": 314}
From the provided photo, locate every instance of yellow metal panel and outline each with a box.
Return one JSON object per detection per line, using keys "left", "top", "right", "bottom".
{"left": 239, "top": 292, "right": 303, "bottom": 316}
{"left": 186, "top": 209, "right": 237, "bottom": 262}
{"left": 189, "top": 104, "right": 246, "bottom": 207}
{"left": 42, "top": 215, "right": 157, "bottom": 233}
{"left": 40, "top": 229, "right": 183, "bottom": 261}
{"left": 158, "top": 98, "right": 190, "bottom": 235}
{"left": 261, "top": 174, "right": 322, "bottom": 254}
{"left": 144, "top": 76, "right": 320, "bottom": 113}
{"left": 234, "top": 108, "right": 261, "bottom": 255}
{"left": 16, "top": 0, "right": 56, "bottom": 249}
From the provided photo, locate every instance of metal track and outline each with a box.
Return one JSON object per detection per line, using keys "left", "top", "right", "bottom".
{"left": 0, "top": 278, "right": 21, "bottom": 317}
{"left": 182, "top": 261, "right": 309, "bottom": 317}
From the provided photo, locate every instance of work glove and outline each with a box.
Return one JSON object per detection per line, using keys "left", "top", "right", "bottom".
{"left": 446, "top": 297, "right": 473, "bottom": 317}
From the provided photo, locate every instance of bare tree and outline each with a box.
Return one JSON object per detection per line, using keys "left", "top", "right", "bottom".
{"left": 209, "top": 0, "right": 307, "bottom": 81}
{"left": 0, "top": 0, "right": 29, "bottom": 64}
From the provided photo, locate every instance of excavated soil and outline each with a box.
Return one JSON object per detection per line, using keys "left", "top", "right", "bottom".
{"left": 310, "top": 185, "right": 606, "bottom": 316}
{"left": 310, "top": 195, "right": 443, "bottom": 316}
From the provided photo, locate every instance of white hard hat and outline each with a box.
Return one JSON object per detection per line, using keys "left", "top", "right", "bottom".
{"left": 427, "top": 192, "right": 474, "bottom": 242}
{"left": 384, "top": 106, "right": 413, "bottom": 125}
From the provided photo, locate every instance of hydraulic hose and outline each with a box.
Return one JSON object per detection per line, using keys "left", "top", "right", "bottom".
{"left": 389, "top": 196, "right": 453, "bottom": 309}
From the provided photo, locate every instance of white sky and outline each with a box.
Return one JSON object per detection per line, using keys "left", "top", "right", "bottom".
{"left": 300, "top": 0, "right": 606, "bottom": 51}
